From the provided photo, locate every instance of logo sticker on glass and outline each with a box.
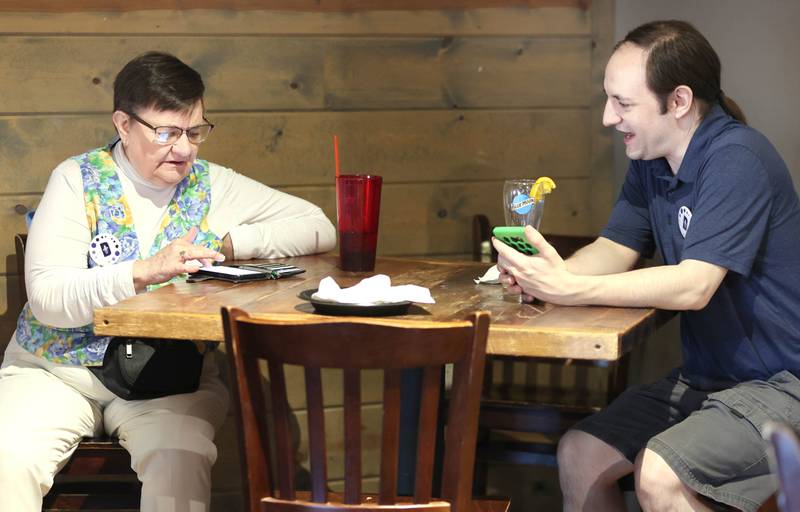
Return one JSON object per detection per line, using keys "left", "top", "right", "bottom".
{"left": 511, "top": 193, "right": 535, "bottom": 214}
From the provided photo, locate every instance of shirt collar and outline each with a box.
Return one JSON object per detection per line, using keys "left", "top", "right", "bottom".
{"left": 672, "top": 104, "right": 735, "bottom": 185}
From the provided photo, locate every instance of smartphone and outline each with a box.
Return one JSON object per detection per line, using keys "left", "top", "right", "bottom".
{"left": 492, "top": 226, "right": 539, "bottom": 256}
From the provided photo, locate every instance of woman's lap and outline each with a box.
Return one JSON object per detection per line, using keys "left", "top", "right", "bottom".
{"left": 0, "top": 337, "right": 229, "bottom": 473}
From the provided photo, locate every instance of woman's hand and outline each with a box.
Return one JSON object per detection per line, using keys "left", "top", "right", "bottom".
{"left": 491, "top": 226, "right": 583, "bottom": 305}
{"left": 220, "top": 233, "right": 234, "bottom": 261}
{"left": 132, "top": 226, "right": 225, "bottom": 292}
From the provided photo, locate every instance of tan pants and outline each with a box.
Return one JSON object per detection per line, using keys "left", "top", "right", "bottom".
{"left": 0, "top": 336, "right": 229, "bottom": 512}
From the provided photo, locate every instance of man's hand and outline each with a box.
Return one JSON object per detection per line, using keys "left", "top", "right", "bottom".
{"left": 132, "top": 227, "right": 225, "bottom": 292}
{"left": 492, "top": 226, "right": 584, "bottom": 305}
{"left": 492, "top": 226, "right": 728, "bottom": 310}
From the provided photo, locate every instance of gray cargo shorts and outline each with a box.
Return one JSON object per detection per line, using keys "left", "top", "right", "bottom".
{"left": 573, "top": 368, "right": 800, "bottom": 511}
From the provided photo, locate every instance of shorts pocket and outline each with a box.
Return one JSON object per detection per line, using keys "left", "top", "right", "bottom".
{"left": 706, "top": 388, "right": 780, "bottom": 438}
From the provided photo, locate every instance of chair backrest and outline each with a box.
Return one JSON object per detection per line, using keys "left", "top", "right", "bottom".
{"left": 765, "top": 422, "right": 800, "bottom": 512}
{"left": 14, "top": 233, "right": 28, "bottom": 305}
{"left": 222, "top": 308, "right": 491, "bottom": 512}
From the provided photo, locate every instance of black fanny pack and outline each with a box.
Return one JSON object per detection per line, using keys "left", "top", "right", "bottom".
{"left": 90, "top": 338, "right": 204, "bottom": 400}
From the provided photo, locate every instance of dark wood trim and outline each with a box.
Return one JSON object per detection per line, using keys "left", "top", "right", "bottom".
{"left": 0, "top": 0, "right": 590, "bottom": 13}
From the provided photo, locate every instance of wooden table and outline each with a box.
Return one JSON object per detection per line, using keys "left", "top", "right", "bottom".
{"left": 94, "top": 254, "right": 670, "bottom": 361}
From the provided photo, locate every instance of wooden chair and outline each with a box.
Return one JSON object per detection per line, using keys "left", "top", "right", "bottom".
{"left": 14, "top": 234, "right": 141, "bottom": 511}
{"left": 221, "top": 307, "right": 509, "bottom": 512}
{"left": 470, "top": 215, "right": 631, "bottom": 486}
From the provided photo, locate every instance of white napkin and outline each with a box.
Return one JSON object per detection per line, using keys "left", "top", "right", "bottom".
{"left": 474, "top": 264, "right": 501, "bottom": 284}
{"left": 312, "top": 274, "right": 435, "bottom": 304}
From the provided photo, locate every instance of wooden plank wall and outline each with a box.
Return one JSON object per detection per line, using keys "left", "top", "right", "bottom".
{"left": 0, "top": 1, "right": 614, "bottom": 507}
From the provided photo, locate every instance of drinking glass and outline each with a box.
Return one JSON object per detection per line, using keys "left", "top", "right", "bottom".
{"left": 503, "top": 178, "right": 545, "bottom": 228}
{"left": 336, "top": 174, "right": 382, "bottom": 271}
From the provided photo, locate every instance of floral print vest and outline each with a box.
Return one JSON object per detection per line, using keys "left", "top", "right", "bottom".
{"left": 15, "top": 144, "right": 222, "bottom": 366}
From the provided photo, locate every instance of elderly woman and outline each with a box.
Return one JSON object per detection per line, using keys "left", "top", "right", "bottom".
{"left": 0, "top": 52, "right": 336, "bottom": 511}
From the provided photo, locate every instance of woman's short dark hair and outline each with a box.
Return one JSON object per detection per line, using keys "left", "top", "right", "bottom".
{"left": 618, "top": 20, "right": 746, "bottom": 123}
{"left": 113, "top": 52, "right": 204, "bottom": 114}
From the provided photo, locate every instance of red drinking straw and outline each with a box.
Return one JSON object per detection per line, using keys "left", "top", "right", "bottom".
{"left": 333, "top": 135, "right": 341, "bottom": 178}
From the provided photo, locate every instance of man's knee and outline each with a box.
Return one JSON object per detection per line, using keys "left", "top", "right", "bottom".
{"left": 558, "top": 429, "right": 587, "bottom": 469}
{"left": 635, "top": 448, "right": 685, "bottom": 507}
{"left": 558, "top": 429, "right": 627, "bottom": 482}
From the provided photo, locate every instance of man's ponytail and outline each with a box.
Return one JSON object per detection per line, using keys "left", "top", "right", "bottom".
{"left": 718, "top": 90, "right": 747, "bottom": 124}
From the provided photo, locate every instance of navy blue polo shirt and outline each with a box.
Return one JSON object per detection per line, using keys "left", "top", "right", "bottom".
{"left": 602, "top": 105, "right": 800, "bottom": 385}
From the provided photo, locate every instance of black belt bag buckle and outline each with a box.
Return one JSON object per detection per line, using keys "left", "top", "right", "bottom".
{"left": 90, "top": 338, "right": 203, "bottom": 400}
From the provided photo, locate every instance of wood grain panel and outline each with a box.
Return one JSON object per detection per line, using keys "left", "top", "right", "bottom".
{"left": 0, "top": 0, "right": 590, "bottom": 12}
{"left": 0, "top": 36, "right": 590, "bottom": 112}
{"left": 0, "top": 195, "right": 40, "bottom": 274}
{"left": 323, "top": 37, "right": 590, "bottom": 109}
{"left": 588, "top": 0, "right": 614, "bottom": 232}
{"left": 0, "top": 117, "right": 116, "bottom": 194}
{"left": 204, "top": 110, "right": 591, "bottom": 185}
{"left": 0, "top": 7, "right": 591, "bottom": 35}
{"left": 0, "top": 37, "right": 323, "bottom": 113}
{"left": 0, "top": 109, "right": 590, "bottom": 193}
{"left": 286, "top": 179, "right": 592, "bottom": 256}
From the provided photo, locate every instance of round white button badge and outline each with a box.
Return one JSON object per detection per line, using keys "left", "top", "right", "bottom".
{"left": 89, "top": 233, "right": 122, "bottom": 267}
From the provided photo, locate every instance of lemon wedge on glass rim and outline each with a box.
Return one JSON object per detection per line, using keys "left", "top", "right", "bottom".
{"left": 530, "top": 176, "right": 557, "bottom": 203}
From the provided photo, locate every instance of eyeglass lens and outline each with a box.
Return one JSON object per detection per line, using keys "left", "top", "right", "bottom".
{"left": 153, "top": 125, "right": 213, "bottom": 145}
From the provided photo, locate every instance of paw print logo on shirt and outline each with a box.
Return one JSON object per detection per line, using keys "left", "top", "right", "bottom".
{"left": 678, "top": 206, "right": 692, "bottom": 238}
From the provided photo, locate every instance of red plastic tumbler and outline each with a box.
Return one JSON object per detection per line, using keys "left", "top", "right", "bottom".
{"left": 336, "top": 175, "right": 382, "bottom": 271}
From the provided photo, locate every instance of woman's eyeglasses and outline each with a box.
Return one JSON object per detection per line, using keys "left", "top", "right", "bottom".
{"left": 126, "top": 111, "right": 214, "bottom": 145}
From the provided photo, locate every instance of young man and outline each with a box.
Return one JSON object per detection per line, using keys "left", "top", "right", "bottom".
{"left": 493, "top": 20, "right": 800, "bottom": 512}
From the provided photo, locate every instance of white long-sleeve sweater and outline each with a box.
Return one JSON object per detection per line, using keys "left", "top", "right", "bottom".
{"left": 23, "top": 143, "right": 336, "bottom": 329}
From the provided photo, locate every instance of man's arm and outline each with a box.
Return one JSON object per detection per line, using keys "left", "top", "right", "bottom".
{"left": 564, "top": 236, "right": 641, "bottom": 275}
{"left": 493, "top": 226, "right": 727, "bottom": 310}
{"left": 564, "top": 259, "right": 727, "bottom": 310}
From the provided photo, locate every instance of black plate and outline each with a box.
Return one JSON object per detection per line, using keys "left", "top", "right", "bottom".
{"left": 298, "top": 288, "right": 412, "bottom": 317}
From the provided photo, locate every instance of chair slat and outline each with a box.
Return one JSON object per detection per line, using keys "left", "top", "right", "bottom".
{"left": 413, "top": 366, "right": 441, "bottom": 503}
{"left": 244, "top": 357, "right": 276, "bottom": 493}
{"left": 343, "top": 369, "right": 362, "bottom": 504}
{"left": 305, "top": 366, "right": 328, "bottom": 503}
{"left": 441, "top": 313, "right": 491, "bottom": 512}
{"left": 268, "top": 361, "right": 295, "bottom": 500}
{"left": 379, "top": 369, "right": 402, "bottom": 505}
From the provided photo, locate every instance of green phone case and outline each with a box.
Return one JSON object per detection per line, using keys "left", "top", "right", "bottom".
{"left": 492, "top": 226, "right": 539, "bottom": 256}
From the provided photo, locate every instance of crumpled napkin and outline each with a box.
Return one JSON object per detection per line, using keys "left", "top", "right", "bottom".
{"left": 312, "top": 274, "right": 435, "bottom": 304}
{"left": 474, "top": 264, "right": 501, "bottom": 285}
